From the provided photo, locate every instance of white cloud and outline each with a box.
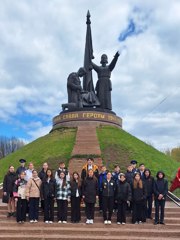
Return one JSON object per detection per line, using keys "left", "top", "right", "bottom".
{"left": 0, "top": 0, "right": 179, "bottom": 150}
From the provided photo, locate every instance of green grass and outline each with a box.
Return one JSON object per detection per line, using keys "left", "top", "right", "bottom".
{"left": 97, "top": 126, "right": 179, "bottom": 181}
{"left": 0, "top": 128, "right": 76, "bottom": 182}
{"left": 0, "top": 125, "right": 179, "bottom": 187}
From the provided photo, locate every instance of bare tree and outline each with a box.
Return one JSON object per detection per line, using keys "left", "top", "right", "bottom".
{"left": 0, "top": 136, "right": 26, "bottom": 159}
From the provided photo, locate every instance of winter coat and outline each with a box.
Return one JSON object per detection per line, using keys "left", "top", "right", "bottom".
{"left": 132, "top": 181, "right": 147, "bottom": 202}
{"left": 101, "top": 179, "right": 116, "bottom": 197}
{"left": 3, "top": 172, "right": 17, "bottom": 194}
{"left": 26, "top": 177, "right": 42, "bottom": 198}
{"left": 112, "top": 171, "right": 120, "bottom": 183}
{"left": 98, "top": 172, "right": 107, "bottom": 191}
{"left": 13, "top": 178, "right": 27, "bottom": 199}
{"left": 81, "top": 164, "right": 99, "bottom": 181}
{"left": 38, "top": 169, "right": 47, "bottom": 181}
{"left": 70, "top": 180, "right": 82, "bottom": 197}
{"left": 153, "top": 178, "right": 168, "bottom": 200}
{"left": 16, "top": 166, "right": 27, "bottom": 176}
{"left": 143, "top": 176, "right": 154, "bottom": 197}
{"left": 41, "top": 178, "right": 56, "bottom": 199}
{"left": 56, "top": 178, "right": 71, "bottom": 200}
{"left": 115, "top": 180, "right": 132, "bottom": 202}
{"left": 82, "top": 176, "right": 98, "bottom": 203}
{"left": 125, "top": 171, "right": 134, "bottom": 185}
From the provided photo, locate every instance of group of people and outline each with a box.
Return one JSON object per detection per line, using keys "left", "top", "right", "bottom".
{"left": 2, "top": 157, "right": 169, "bottom": 225}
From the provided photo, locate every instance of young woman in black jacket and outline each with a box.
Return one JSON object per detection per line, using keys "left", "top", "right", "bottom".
{"left": 82, "top": 169, "right": 98, "bottom": 224}
{"left": 153, "top": 171, "right": 168, "bottom": 225}
{"left": 41, "top": 169, "right": 56, "bottom": 223}
{"left": 3, "top": 166, "right": 17, "bottom": 217}
{"left": 143, "top": 169, "right": 154, "bottom": 219}
{"left": 131, "top": 172, "right": 147, "bottom": 224}
{"left": 101, "top": 171, "right": 115, "bottom": 224}
{"left": 70, "top": 172, "right": 82, "bottom": 223}
{"left": 115, "top": 173, "right": 132, "bottom": 224}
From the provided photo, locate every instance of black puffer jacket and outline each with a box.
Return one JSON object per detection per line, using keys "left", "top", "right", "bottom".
{"left": 3, "top": 172, "right": 17, "bottom": 194}
{"left": 82, "top": 176, "right": 98, "bottom": 203}
{"left": 41, "top": 178, "right": 56, "bottom": 199}
{"left": 115, "top": 180, "right": 132, "bottom": 202}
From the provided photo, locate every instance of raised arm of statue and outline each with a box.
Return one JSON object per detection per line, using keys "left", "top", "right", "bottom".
{"left": 91, "top": 61, "right": 99, "bottom": 73}
{"left": 109, "top": 51, "right": 120, "bottom": 72}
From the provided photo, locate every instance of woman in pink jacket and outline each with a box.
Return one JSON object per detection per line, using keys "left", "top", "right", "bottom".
{"left": 26, "top": 170, "right": 42, "bottom": 223}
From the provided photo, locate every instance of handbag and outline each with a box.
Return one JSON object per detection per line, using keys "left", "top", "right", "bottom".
{"left": 2, "top": 193, "right": 9, "bottom": 203}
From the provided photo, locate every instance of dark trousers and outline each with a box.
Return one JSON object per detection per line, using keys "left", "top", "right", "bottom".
{"left": 29, "top": 197, "right": 39, "bottom": 221}
{"left": 102, "top": 196, "right": 114, "bottom": 221}
{"left": 57, "top": 199, "right": 68, "bottom": 221}
{"left": 16, "top": 198, "right": 27, "bottom": 222}
{"left": 85, "top": 202, "right": 95, "bottom": 220}
{"left": 146, "top": 195, "right": 153, "bottom": 218}
{"left": 44, "top": 197, "right": 54, "bottom": 221}
{"left": 132, "top": 200, "right": 144, "bottom": 223}
{"left": 99, "top": 191, "right": 103, "bottom": 211}
{"left": 117, "top": 201, "right": 127, "bottom": 223}
{"left": 155, "top": 199, "right": 165, "bottom": 223}
{"left": 71, "top": 196, "right": 81, "bottom": 222}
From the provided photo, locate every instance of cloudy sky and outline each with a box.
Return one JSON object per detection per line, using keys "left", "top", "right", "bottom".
{"left": 0, "top": 0, "right": 180, "bottom": 151}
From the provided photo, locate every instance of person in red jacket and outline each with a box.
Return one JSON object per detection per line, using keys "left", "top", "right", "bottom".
{"left": 170, "top": 167, "right": 180, "bottom": 192}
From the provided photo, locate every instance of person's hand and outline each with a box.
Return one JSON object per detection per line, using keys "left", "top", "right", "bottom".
{"left": 15, "top": 198, "right": 18, "bottom": 202}
{"left": 3, "top": 192, "right": 7, "bottom": 196}
{"left": 26, "top": 197, "right": 29, "bottom": 201}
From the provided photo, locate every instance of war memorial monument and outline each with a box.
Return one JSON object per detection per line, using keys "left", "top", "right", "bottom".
{"left": 52, "top": 11, "right": 122, "bottom": 130}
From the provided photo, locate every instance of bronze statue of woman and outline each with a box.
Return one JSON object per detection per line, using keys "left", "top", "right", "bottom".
{"left": 91, "top": 51, "right": 120, "bottom": 110}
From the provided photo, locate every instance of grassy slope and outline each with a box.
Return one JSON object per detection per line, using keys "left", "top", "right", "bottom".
{"left": 0, "top": 125, "right": 179, "bottom": 185}
{"left": 97, "top": 126, "right": 179, "bottom": 181}
{"left": 0, "top": 128, "right": 76, "bottom": 182}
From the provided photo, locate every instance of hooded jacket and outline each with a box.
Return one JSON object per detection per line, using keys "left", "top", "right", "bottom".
{"left": 153, "top": 171, "right": 168, "bottom": 200}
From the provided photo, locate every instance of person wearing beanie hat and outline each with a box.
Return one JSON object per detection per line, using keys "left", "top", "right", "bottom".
{"left": 115, "top": 173, "right": 132, "bottom": 224}
{"left": 153, "top": 171, "right": 168, "bottom": 225}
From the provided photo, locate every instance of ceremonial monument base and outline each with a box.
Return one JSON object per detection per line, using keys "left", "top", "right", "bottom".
{"left": 52, "top": 109, "right": 122, "bottom": 129}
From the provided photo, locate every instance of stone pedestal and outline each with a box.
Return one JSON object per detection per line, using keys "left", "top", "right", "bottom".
{"left": 52, "top": 110, "right": 122, "bottom": 130}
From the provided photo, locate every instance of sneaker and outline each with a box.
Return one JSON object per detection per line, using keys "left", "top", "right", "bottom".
{"left": 135, "top": 221, "right": 138, "bottom": 224}
{"left": 18, "top": 221, "right": 22, "bottom": 224}
{"left": 104, "top": 220, "right": 108, "bottom": 224}
{"left": 117, "top": 222, "right": 121, "bottom": 225}
{"left": 45, "top": 221, "right": 49, "bottom": 224}
{"left": 58, "top": 221, "right": 62, "bottom": 223}
{"left": 139, "top": 221, "right": 142, "bottom": 224}
{"left": 122, "top": 222, "right": 126, "bottom": 225}
{"left": 160, "top": 222, "right": 165, "bottom": 225}
{"left": 62, "top": 221, "right": 67, "bottom": 224}
{"left": 30, "top": 220, "right": 34, "bottom": 223}
{"left": 34, "top": 220, "right": 38, "bottom": 223}
{"left": 89, "top": 219, "right": 93, "bottom": 224}
{"left": 86, "top": 219, "right": 90, "bottom": 224}
{"left": 49, "top": 221, "right": 53, "bottom": 224}
{"left": 107, "top": 220, "right": 111, "bottom": 224}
